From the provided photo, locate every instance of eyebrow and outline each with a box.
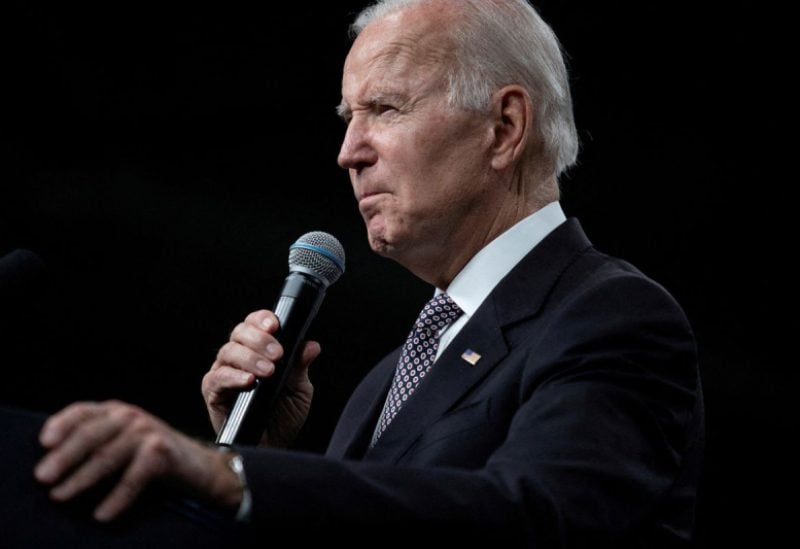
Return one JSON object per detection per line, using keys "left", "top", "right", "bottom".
{"left": 336, "top": 92, "right": 408, "bottom": 121}
{"left": 336, "top": 102, "right": 350, "bottom": 121}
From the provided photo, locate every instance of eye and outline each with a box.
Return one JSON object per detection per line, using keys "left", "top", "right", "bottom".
{"left": 375, "top": 103, "right": 397, "bottom": 116}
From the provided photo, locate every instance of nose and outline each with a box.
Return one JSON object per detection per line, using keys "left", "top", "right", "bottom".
{"left": 337, "top": 117, "right": 378, "bottom": 172}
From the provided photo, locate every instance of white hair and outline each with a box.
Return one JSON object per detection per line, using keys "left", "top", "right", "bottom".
{"left": 351, "top": 0, "right": 579, "bottom": 178}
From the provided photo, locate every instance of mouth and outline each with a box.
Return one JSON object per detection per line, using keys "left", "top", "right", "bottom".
{"left": 358, "top": 189, "right": 380, "bottom": 200}
{"left": 358, "top": 190, "right": 388, "bottom": 203}
{"left": 357, "top": 191, "right": 387, "bottom": 217}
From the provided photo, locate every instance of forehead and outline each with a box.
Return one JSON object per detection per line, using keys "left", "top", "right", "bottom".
{"left": 341, "top": 8, "right": 453, "bottom": 99}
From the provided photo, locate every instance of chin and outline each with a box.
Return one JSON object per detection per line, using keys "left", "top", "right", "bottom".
{"left": 367, "top": 233, "right": 392, "bottom": 256}
{"left": 367, "top": 225, "right": 406, "bottom": 258}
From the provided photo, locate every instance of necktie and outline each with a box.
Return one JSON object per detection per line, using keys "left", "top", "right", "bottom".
{"left": 371, "top": 293, "right": 463, "bottom": 446}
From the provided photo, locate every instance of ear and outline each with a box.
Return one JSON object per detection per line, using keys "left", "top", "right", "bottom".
{"left": 489, "top": 85, "right": 533, "bottom": 171}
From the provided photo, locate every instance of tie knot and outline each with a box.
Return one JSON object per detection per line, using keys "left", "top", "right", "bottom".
{"left": 416, "top": 293, "right": 463, "bottom": 331}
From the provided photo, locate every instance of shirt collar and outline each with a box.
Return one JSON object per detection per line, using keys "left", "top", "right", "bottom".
{"left": 437, "top": 201, "right": 566, "bottom": 316}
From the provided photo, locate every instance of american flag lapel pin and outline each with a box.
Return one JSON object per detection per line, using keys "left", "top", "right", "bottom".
{"left": 461, "top": 348, "right": 482, "bottom": 365}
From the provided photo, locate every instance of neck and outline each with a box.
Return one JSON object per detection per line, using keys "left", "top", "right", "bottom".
{"left": 411, "top": 176, "right": 557, "bottom": 289}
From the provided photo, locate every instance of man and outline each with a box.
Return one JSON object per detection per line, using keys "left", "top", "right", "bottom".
{"left": 25, "top": 0, "right": 703, "bottom": 546}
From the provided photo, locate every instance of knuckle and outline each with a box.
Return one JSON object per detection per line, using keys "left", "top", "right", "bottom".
{"left": 108, "top": 402, "right": 142, "bottom": 423}
{"left": 247, "top": 310, "right": 279, "bottom": 330}
{"left": 140, "top": 435, "right": 170, "bottom": 473}
{"left": 216, "top": 344, "right": 230, "bottom": 364}
{"left": 66, "top": 401, "right": 98, "bottom": 418}
{"left": 203, "top": 371, "right": 228, "bottom": 400}
{"left": 244, "top": 310, "right": 266, "bottom": 325}
{"left": 70, "top": 402, "right": 91, "bottom": 413}
{"left": 127, "top": 413, "right": 155, "bottom": 435}
{"left": 217, "top": 341, "right": 238, "bottom": 363}
{"left": 233, "top": 323, "right": 268, "bottom": 348}
{"left": 143, "top": 433, "right": 167, "bottom": 454}
{"left": 201, "top": 371, "right": 214, "bottom": 394}
{"left": 222, "top": 344, "right": 261, "bottom": 372}
{"left": 216, "top": 344, "right": 227, "bottom": 363}
{"left": 229, "top": 322, "right": 248, "bottom": 339}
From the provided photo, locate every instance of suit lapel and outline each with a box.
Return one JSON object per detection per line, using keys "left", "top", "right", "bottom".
{"left": 326, "top": 348, "right": 400, "bottom": 460}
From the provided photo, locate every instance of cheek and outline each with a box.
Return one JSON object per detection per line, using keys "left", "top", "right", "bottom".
{"left": 413, "top": 123, "right": 488, "bottom": 185}
{"left": 381, "top": 116, "right": 488, "bottom": 217}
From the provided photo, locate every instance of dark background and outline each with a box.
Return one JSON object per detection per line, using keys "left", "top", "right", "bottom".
{"left": 1, "top": 1, "right": 787, "bottom": 546}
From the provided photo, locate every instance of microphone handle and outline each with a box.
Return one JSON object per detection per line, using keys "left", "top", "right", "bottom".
{"left": 216, "top": 272, "right": 327, "bottom": 446}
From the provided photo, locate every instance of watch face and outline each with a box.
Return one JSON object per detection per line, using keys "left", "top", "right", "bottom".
{"left": 225, "top": 453, "right": 252, "bottom": 522}
{"left": 229, "top": 454, "right": 245, "bottom": 476}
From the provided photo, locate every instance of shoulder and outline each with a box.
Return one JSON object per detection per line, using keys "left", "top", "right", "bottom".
{"left": 502, "top": 217, "right": 692, "bottom": 333}
{"left": 555, "top": 244, "right": 692, "bottom": 334}
{"left": 499, "top": 219, "right": 698, "bottom": 389}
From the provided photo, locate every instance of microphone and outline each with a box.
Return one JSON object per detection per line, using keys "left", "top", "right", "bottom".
{"left": 216, "top": 231, "right": 345, "bottom": 446}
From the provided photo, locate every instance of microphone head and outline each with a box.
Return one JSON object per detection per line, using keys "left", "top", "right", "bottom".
{"left": 288, "top": 231, "right": 345, "bottom": 286}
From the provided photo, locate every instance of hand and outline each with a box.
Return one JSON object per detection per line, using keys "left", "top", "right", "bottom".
{"left": 202, "top": 310, "right": 321, "bottom": 448}
{"left": 34, "top": 400, "right": 243, "bottom": 522}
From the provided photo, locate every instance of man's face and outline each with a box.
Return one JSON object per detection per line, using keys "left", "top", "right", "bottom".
{"left": 337, "top": 7, "right": 495, "bottom": 277}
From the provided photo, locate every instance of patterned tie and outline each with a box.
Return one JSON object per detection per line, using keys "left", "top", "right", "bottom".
{"left": 371, "top": 293, "right": 463, "bottom": 446}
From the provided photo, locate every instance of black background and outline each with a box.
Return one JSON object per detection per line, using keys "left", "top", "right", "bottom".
{"left": 1, "top": 1, "right": 788, "bottom": 545}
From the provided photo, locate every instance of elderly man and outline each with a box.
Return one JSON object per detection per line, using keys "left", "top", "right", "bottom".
{"left": 15, "top": 0, "right": 703, "bottom": 547}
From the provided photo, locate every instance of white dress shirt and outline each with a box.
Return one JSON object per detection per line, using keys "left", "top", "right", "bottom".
{"left": 434, "top": 201, "right": 566, "bottom": 360}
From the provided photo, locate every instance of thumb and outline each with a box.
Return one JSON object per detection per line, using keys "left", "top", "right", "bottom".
{"left": 297, "top": 340, "right": 322, "bottom": 372}
{"left": 284, "top": 340, "right": 321, "bottom": 388}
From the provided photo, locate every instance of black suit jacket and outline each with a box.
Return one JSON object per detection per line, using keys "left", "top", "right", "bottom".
{"left": 240, "top": 219, "right": 703, "bottom": 547}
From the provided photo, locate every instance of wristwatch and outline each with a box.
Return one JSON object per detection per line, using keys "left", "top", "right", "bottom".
{"left": 223, "top": 451, "right": 252, "bottom": 522}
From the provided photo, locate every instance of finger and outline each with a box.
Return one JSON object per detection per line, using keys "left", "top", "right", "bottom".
{"left": 243, "top": 310, "right": 280, "bottom": 333}
{"left": 48, "top": 427, "right": 138, "bottom": 502}
{"left": 93, "top": 434, "right": 168, "bottom": 522}
{"left": 39, "top": 401, "right": 102, "bottom": 449}
{"left": 202, "top": 364, "right": 256, "bottom": 405}
{"left": 229, "top": 323, "right": 284, "bottom": 363}
{"left": 36, "top": 403, "right": 125, "bottom": 485}
{"left": 215, "top": 341, "right": 276, "bottom": 377}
